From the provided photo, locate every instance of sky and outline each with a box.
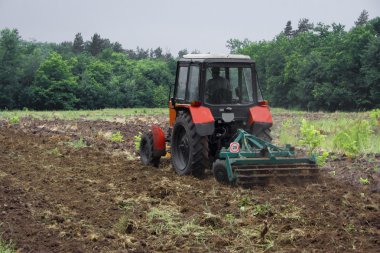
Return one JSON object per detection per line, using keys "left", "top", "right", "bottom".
{"left": 0, "top": 0, "right": 379, "bottom": 55}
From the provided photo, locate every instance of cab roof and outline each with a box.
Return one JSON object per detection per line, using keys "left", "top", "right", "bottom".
{"left": 180, "top": 54, "right": 254, "bottom": 63}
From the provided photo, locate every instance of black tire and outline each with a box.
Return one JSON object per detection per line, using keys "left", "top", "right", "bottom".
{"left": 254, "top": 128, "right": 272, "bottom": 143}
{"left": 140, "top": 132, "right": 160, "bottom": 167}
{"left": 212, "top": 159, "right": 230, "bottom": 184}
{"left": 171, "top": 112, "right": 209, "bottom": 177}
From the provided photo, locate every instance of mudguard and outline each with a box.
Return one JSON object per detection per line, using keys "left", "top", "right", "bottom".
{"left": 151, "top": 125, "right": 166, "bottom": 156}
{"left": 188, "top": 106, "right": 215, "bottom": 136}
{"left": 248, "top": 105, "right": 273, "bottom": 126}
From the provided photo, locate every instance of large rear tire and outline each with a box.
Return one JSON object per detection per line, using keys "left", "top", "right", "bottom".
{"left": 252, "top": 127, "right": 272, "bottom": 143}
{"left": 140, "top": 132, "right": 160, "bottom": 167}
{"left": 171, "top": 112, "right": 209, "bottom": 177}
{"left": 257, "top": 128, "right": 272, "bottom": 143}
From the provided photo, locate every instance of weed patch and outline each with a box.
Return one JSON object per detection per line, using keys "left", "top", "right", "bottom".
{"left": 134, "top": 132, "right": 142, "bottom": 152}
{"left": 67, "top": 138, "right": 88, "bottom": 149}
{"left": 333, "top": 120, "right": 373, "bottom": 157}
{"left": 0, "top": 236, "right": 15, "bottom": 253}
{"left": 110, "top": 131, "right": 124, "bottom": 143}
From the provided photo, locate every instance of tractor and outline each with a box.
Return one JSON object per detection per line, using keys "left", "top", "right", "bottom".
{"left": 139, "top": 54, "right": 318, "bottom": 185}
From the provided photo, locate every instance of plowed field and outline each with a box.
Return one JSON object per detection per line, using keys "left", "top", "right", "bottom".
{"left": 0, "top": 115, "right": 379, "bottom": 252}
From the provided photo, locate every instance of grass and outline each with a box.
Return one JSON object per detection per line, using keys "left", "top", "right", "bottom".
{"left": 67, "top": 138, "right": 88, "bottom": 149}
{"left": 274, "top": 110, "right": 380, "bottom": 155}
{"left": 146, "top": 206, "right": 206, "bottom": 238}
{"left": 0, "top": 238, "right": 15, "bottom": 253}
{"left": 0, "top": 108, "right": 167, "bottom": 121}
{"left": 1, "top": 107, "right": 379, "bottom": 155}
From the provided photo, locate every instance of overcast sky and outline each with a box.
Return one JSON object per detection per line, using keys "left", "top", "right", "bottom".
{"left": 0, "top": 0, "right": 379, "bottom": 55}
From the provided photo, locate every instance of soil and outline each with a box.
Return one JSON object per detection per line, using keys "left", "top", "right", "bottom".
{"left": 0, "top": 115, "right": 379, "bottom": 252}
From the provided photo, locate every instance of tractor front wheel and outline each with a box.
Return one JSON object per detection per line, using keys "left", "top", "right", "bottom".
{"left": 213, "top": 159, "right": 230, "bottom": 184}
{"left": 140, "top": 132, "right": 160, "bottom": 167}
{"left": 171, "top": 112, "right": 208, "bottom": 177}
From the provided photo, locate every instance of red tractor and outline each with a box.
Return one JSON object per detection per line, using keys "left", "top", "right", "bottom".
{"left": 140, "top": 54, "right": 317, "bottom": 185}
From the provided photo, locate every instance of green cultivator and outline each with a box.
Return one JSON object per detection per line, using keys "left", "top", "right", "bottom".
{"left": 213, "top": 129, "right": 319, "bottom": 185}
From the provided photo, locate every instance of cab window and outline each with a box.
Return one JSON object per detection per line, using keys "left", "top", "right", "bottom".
{"left": 187, "top": 65, "right": 200, "bottom": 102}
{"left": 176, "top": 66, "right": 188, "bottom": 100}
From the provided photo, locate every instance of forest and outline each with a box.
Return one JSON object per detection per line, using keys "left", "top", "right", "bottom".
{"left": 0, "top": 11, "right": 379, "bottom": 111}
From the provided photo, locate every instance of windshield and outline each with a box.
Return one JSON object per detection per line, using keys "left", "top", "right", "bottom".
{"left": 205, "top": 66, "right": 254, "bottom": 105}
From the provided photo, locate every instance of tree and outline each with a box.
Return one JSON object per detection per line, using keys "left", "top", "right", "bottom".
{"left": 88, "top": 33, "right": 103, "bottom": 56}
{"left": 284, "top": 21, "right": 293, "bottom": 37}
{"left": 177, "top": 49, "right": 188, "bottom": 58}
{"left": 226, "top": 38, "right": 251, "bottom": 53}
{"left": 73, "top": 33, "right": 84, "bottom": 54}
{"left": 28, "top": 52, "right": 78, "bottom": 109}
{"left": 296, "top": 18, "right": 314, "bottom": 35}
{"left": 112, "top": 42, "right": 124, "bottom": 53}
{"left": 0, "top": 28, "right": 21, "bottom": 109}
{"left": 355, "top": 10, "right": 369, "bottom": 26}
{"left": 153, "top": 47, "right": 163, "bottom": 58}
{"left": 76, "top": 59, "right": 112, "bottom": 109}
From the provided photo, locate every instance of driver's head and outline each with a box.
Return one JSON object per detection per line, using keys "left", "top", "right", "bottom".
{"left": 211, "top": 67, "right": 220, "bottom": 78}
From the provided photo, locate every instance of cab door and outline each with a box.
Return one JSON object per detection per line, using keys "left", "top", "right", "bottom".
{"left": 170, "top": 63, "right": 189, "bottom": 126}
{"left": 169, "top": 63, "right": 201, "bottom": 126}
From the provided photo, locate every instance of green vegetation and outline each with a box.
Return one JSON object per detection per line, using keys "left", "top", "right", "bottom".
{"left": 299, "top": 119, "right": 326, "bottom": 155}
{"left": 47, "top": 147, "right": 61, "bottom": 156}
{"left": 333, "top": 120, "right": 373, "bottom": 157}
{"left": 0, "top": 238, "right": 15, "bottom": 253}
{"left": 146, "top": 206, "right": 205, "bottom": 237}
{"left": 7, "top": 115, "right": 20, "bottom": 125}
{"left": 110, "top": 131, "right": 124, "bottom": 143}
{"left": 67, "top": 138, "right": 88, "bottom": 149}
{"left": 0, "top": 29, "right": 175, "bottom": 110}
{"left": 252, "top": 202, "right": 272, "bottom": 217}
{"left": 134, "top": 132, "right": 142, "bottom": 152}
{"left": 229, "top": 15, "right": 380, "bottom": 111}
{"left": 0, "top": 108, "right": 166, "bottom": 121}
{"left": 359, "top": 177, "right": 370, "bottom": 185}
{"left": 1, "top": 12, "right": 379, "bottom": 111}
{"left": 274, "top": 110, "right": 380, "bottom": 156}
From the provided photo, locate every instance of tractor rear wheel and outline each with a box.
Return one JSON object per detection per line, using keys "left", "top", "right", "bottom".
{"left": 255, "top": 128, "right": 272, "bottom": 143}
{"left": 140, "top": 132, "right": 160, "bottom": 167}
{"left": 171, "top": 112, "right": 209, "bottom": 177}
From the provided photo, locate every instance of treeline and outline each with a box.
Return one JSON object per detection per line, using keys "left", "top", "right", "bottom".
{"left": 228, "top": 11, "right": 380, "bottom": 111}
{"left": 1, "top": 11, "right": 379, "bottom": 111}
{"left": 0, "top": 31, "right": 184, "bottom": 110}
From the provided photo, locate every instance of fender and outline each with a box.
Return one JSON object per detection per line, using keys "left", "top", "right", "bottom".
{"left": 151, "top": 125, "right": 166, "bottom": 156}
{"left": 248, "top": 105, "right": 273, "bottom": 126}
{"left": 176, "top": 105, "right": 215, "bottom": 136}
{"left": 189, "top": 106, "right": 215, "bottom": 136}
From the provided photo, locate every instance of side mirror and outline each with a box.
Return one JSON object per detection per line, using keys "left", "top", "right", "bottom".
{"left": 170, "top": 97, "right": 176, "bottom": 106}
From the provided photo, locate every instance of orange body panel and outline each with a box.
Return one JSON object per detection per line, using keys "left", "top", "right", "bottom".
{"left": 248, "top": 105, "right": 273, "bottom": 125}
{"left": 169, "top": 103, "right": 214, "bottom": 126}
{"left": 188, "top": 106, "right": 214, "bottom": 124}
{"left": 169, "top": 101, "right": 176, "bottom": 127}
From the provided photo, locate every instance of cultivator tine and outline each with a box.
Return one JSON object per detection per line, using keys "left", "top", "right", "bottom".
{"left": 233, "top": 164, "right": 319, "bottom": 186}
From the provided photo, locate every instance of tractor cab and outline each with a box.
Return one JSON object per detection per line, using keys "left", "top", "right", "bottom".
{"left": 170, "top": 54, "right": 271, "bottom": 140}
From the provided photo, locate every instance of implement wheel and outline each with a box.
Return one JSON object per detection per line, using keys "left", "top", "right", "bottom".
{"left": 171, "top": 112, "right": 208, "bottom": 177}
{"left": 213, "top": 159, "right": 230, "bottom": 184}
{"left": 140, "top": 132, "right": 160, "bottom": 167}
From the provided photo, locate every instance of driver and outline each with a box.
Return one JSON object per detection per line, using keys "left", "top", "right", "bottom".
{"left": 206, "top": 67, "right": 231, "bottom": 103}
